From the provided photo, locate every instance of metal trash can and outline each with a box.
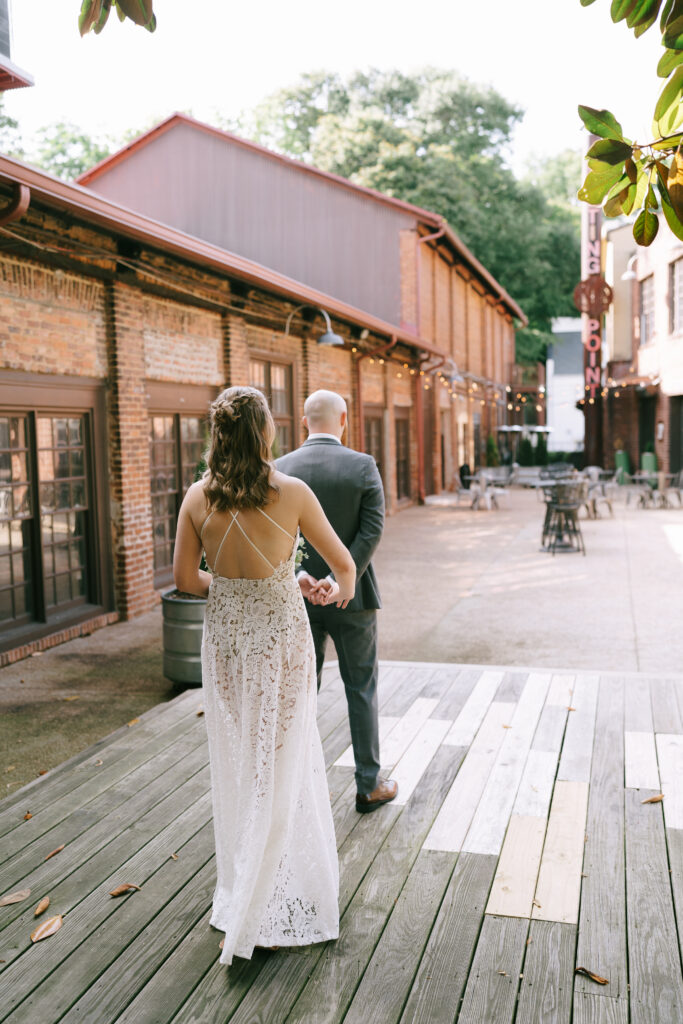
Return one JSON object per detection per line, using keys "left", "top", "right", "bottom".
{"left": 161, "top": 589, "right": 206, "bottom": 685}
{"left": 614, "top": 450, "right": 630, "bottom": 483}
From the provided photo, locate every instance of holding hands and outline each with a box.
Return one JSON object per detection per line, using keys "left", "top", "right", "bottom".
{"left": 298, "top": 572, "right": 351, "bottom": 610}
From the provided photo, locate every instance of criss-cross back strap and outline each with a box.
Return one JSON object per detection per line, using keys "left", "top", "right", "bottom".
{"left": 208, "top": 512, "right": 238, "bottom": 573}
{"left": 257, "top": 506, "right": 296, "bottom": 542}
{"left": 229, "top": 512, "right": 275, "bottom": 571}
{"left": 199, "top": 509, "right": 215, "bottom": 541}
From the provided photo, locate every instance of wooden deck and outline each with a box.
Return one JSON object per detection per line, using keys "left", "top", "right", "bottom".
{"left": 1, "top": 661, "right": 683, "bottom": 1023}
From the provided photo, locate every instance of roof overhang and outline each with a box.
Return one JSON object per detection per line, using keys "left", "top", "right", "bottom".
{"left": 0, "top": 54, "right": 34, "bottom": 91}
{"left": 0, "top": 154, "right": 448, "bottom": 361}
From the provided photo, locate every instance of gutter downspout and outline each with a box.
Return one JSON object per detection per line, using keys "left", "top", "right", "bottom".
{"left": 356, "top": 335, "right": 398, "bottom": 451}
{"left": 415, "top": 220, "right": 446, "bottom": 503}
{"left": 0, "top": 182, "right": 30, "bottom": 226}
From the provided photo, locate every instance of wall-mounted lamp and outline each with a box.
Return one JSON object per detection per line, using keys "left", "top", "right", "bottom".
{"left": 284, "top": 304, "right": 345, "bottom": 346}
{"left": 621, "top": 254, "right": 638, "bottom": 282}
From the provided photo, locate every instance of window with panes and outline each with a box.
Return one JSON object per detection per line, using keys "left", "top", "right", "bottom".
{"left": 671, "top": 259, "right": 683, "bottom": 334}
{"left": 149, "top": 415, "right": 206, "bottom": 583}
{"left": 248, "top": 358, "right": 295, "bottom": 455}
{"left": 640, "top": 275, "right": 655, "bottom": 345}
{"left": 394, "top": 408, "right": 411, "bottom": 500}
{"left": 363, "top": 407, "right": 383, "bottom": 481}
{"left": 0, "top": 411, "right": 94, "bottom": 634}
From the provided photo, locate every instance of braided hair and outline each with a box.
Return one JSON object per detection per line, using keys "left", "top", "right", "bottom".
{"left": 203, "top": 386, "right": 278, "bottom": 511}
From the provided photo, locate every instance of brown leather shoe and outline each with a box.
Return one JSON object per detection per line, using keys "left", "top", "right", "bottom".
{"left": 356, "top": 779, "right": 398, "bottom": 814}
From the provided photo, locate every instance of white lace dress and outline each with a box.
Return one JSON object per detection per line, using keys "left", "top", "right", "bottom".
{"left": 200, "top": 508, "right": 339, "bottom": 966}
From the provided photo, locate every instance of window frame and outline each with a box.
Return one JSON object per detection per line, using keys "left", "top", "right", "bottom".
{"left": 363, "top": 404, "right": 384, "bottom": 482}
{"left": 247, "top": 351, "right": 298, "bottom": 455}
{"left": 394, "top": 406, "right": 411, "bottom": 501}
{"left": 670, "top": 258, "right": 683, "bottom": 335}
{"left": 639, "top": 274, "right": 655, "bottom": 346}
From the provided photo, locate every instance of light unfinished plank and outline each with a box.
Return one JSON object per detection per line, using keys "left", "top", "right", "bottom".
{"left": 573, "top": 993, "right": 629, "bottom": 1024}
{"left": 457, "top": 915, "right": 529, "bottom": 1024}
{"left": 656, "top": 733, "right": 683, "bottom": 829}
{"left": 557, "top": 673, "right": 598, "bottom": 783}
{"left": 514, "top": 750, "right": 558, "bottom": 819}
{"left": 333, "top": 715, "right": 400, "bottom": 768}
{"left": 532, "top": 705, "right": 567, "bottom": 753}
{"left": 668, "top": 828, "right": 683, "bottom": 965}
{"left": 423, "top": 702, "right": 514, "bottom": 853}
{"left": 651, "top": 677, "right": 683, "bottom": 734}
{"left": 545, "top": 674, "right": 574, "bottom": 707}
{"left": 624, "top": 677, "right": 653, "bottom": 732}
{"left": 392, "top": 718, "right": 452, "bottom": 806}
{"left": 443, "top": 670, "right": 504, "bottom": 746}
{"left": 485, "top": 815, "right": 546, "bottom": 918}
{"left": 624, "top": 730, "right": 660, "bottom": 790}
{"left": 379, "top": 697, "right": 440, "bottom": 768}
{"left": 462, "top": 673, "right": 550, "bottom": 855}
{"left": 532, "top": 780, "right": 589, "bottom": 925}
{"left": 516, "top": 920, "right": 575, "bottom": 1024}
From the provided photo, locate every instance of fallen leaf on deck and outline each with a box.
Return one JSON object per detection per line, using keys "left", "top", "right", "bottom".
{"left": 526, "top": 938, "right": 532, "bottom": 946}
{"left": 23, "top": 812, "right": 32, "bottom": 820}
{"left": 30, "top": 915, "right": 63, "bottom": 942}
{"left": 62, "top": 696, "right": 79, "bottom": 702}
{"left": 502, "top": 725, "right": 511, "bottom": 729}
{"left": 44, "top": 845, "right": 65, "bottom": 861}
{"left": 196, "top": 708, "right": 204, "bottom": 717}
{"left": 532, "top": 899, "right": 541, "bottom": 909}
{"left": 5, "top": 766, "right": 15, "bottom": 773}
{"left": 575, "top": 966, "right": 608, "bottom": 985}
{"left": 109, "top": 883, "right": 141, "bottom": 897}
{"left": 641, "top": 794, "right": 664, "bottom": 804}
{"left": 170, "top": 853, "right": 178, "bottom": 861}
{"left": 127, "top": 718, "right": 139, "bottom": 727}
{"left": 93, "top": 759, "right": 103, "bottom": 767}
{"left": 34, "top": 897, "right": 50, "bottom": 917}
{"left": 37, "top": 769, "right": 48, "bottom": 776}
{"left": 31, "top": 651, "right": 43, "bottom": 657}
{"left": 0, "top": 888, "right": 31, "bottom": 906}
{"left": 497, "top": 970, "right": 508, "bottom": 976}
{"left": 219, "top": 938, "right": 224, "bottom": 949}
{"left": 567, "top": 706, "right": 576, "bottom": 711}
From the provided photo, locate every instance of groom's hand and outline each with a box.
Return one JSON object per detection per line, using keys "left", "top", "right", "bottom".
{"left": 297, "top": 572, "right": 321, "bottom": 602}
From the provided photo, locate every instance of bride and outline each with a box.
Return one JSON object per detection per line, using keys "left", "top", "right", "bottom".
{"left": 173, "top": 386, "right": 356, "bottom": 966}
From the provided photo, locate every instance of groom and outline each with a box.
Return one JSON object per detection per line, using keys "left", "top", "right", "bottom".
{"left": 276, "top": 390, "right": 398, "bottom": 814}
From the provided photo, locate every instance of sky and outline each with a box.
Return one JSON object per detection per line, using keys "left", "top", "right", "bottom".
{"left": 2, "top": 0, "right": 667, "bottom": 176}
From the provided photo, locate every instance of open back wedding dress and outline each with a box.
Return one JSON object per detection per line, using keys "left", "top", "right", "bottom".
{"left": 200, "top": 506, "right": 339, "bottom": 966}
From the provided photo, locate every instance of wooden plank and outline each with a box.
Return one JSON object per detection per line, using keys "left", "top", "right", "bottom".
{"left": 333, "top": 715, "right": 400, "bottom": 768}
{"left": 667, "top": 828, "right": 683, "bottom": 964}
{"left": 0, "top": 788, "right": 213, "bottom": 1012}
{"left": 2, "top": 821, "right": 216, "bottom": 1023}
{"left": 423, "top": 702, "right": 514, "bottom": 853}
{"left": 557, "top": 673, "right": 598, "bottom": 783}
{"left": 624, "top": 731, "right": 660, "bottom": 790}
{"left": 392, "top": 718, "right": 452, "bottom": 806}
{"left": 485, "top": 815, "right": 546, "bottom": 918}
{"left": 399, "top": 852, "right": 497, "bottom": 1024}
{"left": 495, "top": 671, "right": 527, "bottom": 703}
{"left": 263, "top": 747, "right": 465, "bottom": 1024}
{"left": 443, "top": 670, "right": 503, "bottom": 746}
{"left": 430, "top": 666, "right": 481, "bottom": 720}
{"left": 656, "top": 734, "right": 683, "bottom": 829}
{"left": 532, "top": 780, "right": 589, "bottom": 925}
{"left": 625, "top": 788, "right": 683, "bottom": 1024}
{"left": 378, "top": 698, "right": 440, "bottom": 769}
{"left": 573, "top": 994, "right": 629, "bottom": 1024}
{"left": 457, "top": 914, "right": 529, "bottom": 1024}
{"left": 516, "top": 920, "right": 575, "bottom": 1024}
{"left": 379, "top": 666, "right": 435, "bottom": 717}
{"left": 513, "top": 750, "right": 557, "bottom": 819}
{"left": 624, "top": 677, "right": 653, "bottom": 732}
{"left": 574, "top": 675, "right": 627, "bottom": 998}
{"left": 545, "top": 674, "right": 575, "bottom": 707}
{"left": 651, "top": 677, "right": 683, "bottom": 734}
{"left": 531, "top": 705, "right": 567, "bottom": 754}
{"left": 463, "top": 673, "right": 550, "bottom": 856}
{"left": 341, "top": 850, "right": 456, "bottom": 1024}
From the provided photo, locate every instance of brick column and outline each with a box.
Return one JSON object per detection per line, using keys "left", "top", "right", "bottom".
{"left": 105, "top": 282, "right": 156, "bottom": 618}
{"left": 222, "top": 312, "right": 249, "bottom": 386}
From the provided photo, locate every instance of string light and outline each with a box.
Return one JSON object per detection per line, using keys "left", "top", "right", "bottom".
{"left": 351, "top": 347, "right": 358, "bottom": 353}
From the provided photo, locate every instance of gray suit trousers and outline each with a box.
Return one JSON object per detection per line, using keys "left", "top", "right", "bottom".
{"left": 307, "top": 606, "right": 380, "bottom": 796}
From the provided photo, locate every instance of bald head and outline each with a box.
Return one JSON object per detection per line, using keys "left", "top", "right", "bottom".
{"left": 303, "top": 390, "right": 347, "bottom": 438}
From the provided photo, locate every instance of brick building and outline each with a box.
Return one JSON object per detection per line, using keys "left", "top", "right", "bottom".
{"left": 602, "top": 220, "right": 683, "bottom": 475}
{"left": 0, "top": 120, "right": 524, "bottom": 660}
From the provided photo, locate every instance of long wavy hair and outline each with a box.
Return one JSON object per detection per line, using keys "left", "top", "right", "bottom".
{"left": 203, "top": 386, "right": 278, "bottom": 511}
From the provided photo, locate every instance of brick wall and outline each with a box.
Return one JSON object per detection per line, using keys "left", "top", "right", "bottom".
{"left": 143, "top": 295, "right": 223, "bottom": 384}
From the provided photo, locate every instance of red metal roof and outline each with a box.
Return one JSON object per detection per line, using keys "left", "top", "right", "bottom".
{"left": 76, "top": 112, "right": 526, "bottom": 325}
{"left": 0, "top": 54, "right": 33, "bottom": 91}
{"left": 0, "top": 153, "right": 450, "bottom": 359}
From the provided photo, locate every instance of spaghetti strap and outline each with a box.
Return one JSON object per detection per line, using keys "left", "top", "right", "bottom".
{"left": 257, "top": 507, "right": 296, "bottom": 541}
{"left": 210, "top": 513, "right": 237, "bottom": 573}
{"left": 200, "top": 509, "right": 215, "bottom": 541}
{"left": 230, "top": 514, "right": 275, "bottom": 571}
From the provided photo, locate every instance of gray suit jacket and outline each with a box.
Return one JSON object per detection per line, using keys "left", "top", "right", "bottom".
{"left": 276, "top": 438, "right": 384, "bottom": 612}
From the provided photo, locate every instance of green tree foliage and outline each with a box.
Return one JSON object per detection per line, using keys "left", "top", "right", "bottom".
{"left": 0, "top": 99, "right": 24, "bottom": 160}
{"left": 32, "top": 123, "right": 112, "bottom": 180}
{"left": 78, "top": 0, "right": 155, "bottom": 35}
{"left": 485, "top": 435, "right": 501, "bottom": 467}
{"left": 579, "top": 0, "right": 683, "bottom": 245}
{"left": 230, "top": 69, "right": 580, "bottom": 359}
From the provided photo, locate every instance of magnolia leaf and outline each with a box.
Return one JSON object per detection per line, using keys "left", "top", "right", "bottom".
{"left": 34, "top": 897, "right": 50, "bottom": 917}
{"left": 575, "top": 966, "right": 609, "bottom": 985}
{"left": 0, "top": 888, "right": 31, "bottom": 907}
{"left": 657, "top": 46, "right": 683, "bottom": 76}
{"left": 109, "top": 883, "right": 142, "bottom": 897}
{"left": 667, "top": 149, "right": 683, "bottom": 223}
{"left": 78, "top": 0, "right": 102, "bottom": 35}
{"left": 578, "top": 105, "right": 626, "bottom": 140}
{"left": 652, "top": 130, "right": 683, "bottom": 148}
{"left": 630, "top": 166, "right": 650, "bottom": 211}
{"left": 170, "top": 852, "right": 178, "bottom": 860}
{"left": 663, "top": 12, "right": 683, "bottom": 47}
{"left": 604, "top": 189, "right": 629, "bottom": 216}
{"left": 661, "top": 0, "right": 675, "bottom": 31}
{"left": 579, "top": 165, "right": 626, "bottom": 203}
{"left": 116, "top": 1, "right": 127, "bottom": 20}
{"left": 628, "top": 0, "right": 663, "bottom": 30}
{"left": 606, "top": 172, "right": 631, "bottom": 200}
{"left": 196, "top": 708, "right": 204, "bottom": 717}
{"left": 656, "top": 165, "right": 683, "bottom": 239}
{"left": 93, "top": 0, "right": 112, "bottom": 34}
{"left": 647, "top": 182, "right": 660, "bottom": 208}
{"left": 44, "top": 844, "right": 65, "bottom": 861}
{"left": 116, "top": 0, "right": 156, "bottom": 30}
{"left": 587, "top": 138, "right": 633, "bottom": 167}
{"left": 633, "top": 207, "right": 660, "bottom": 244}
{"left": 653, "top": 65, "right": 683, "bottom": 136}
{"left": 23, "top": 812, "right": 32, "bottom": 821}
{"left": 611, "top": 0, "right": 639, "bottom": 20}
{"left": 30, "top": 915, "right": 63, "bottom": 942}
{"left": 641, "top": 792, "right": 665, "bottom": 802}
{"left": 127, "top": 718, "right": 139, "bottom": 727}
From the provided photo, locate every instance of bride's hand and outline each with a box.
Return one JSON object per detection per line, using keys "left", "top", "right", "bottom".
{"left": 318, "top": 580, "right": 351, "bottom": 610}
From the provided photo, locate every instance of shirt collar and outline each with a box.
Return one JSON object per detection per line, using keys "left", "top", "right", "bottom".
{"left": 306, "top": 432, "right": 342, "bottom": 444}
